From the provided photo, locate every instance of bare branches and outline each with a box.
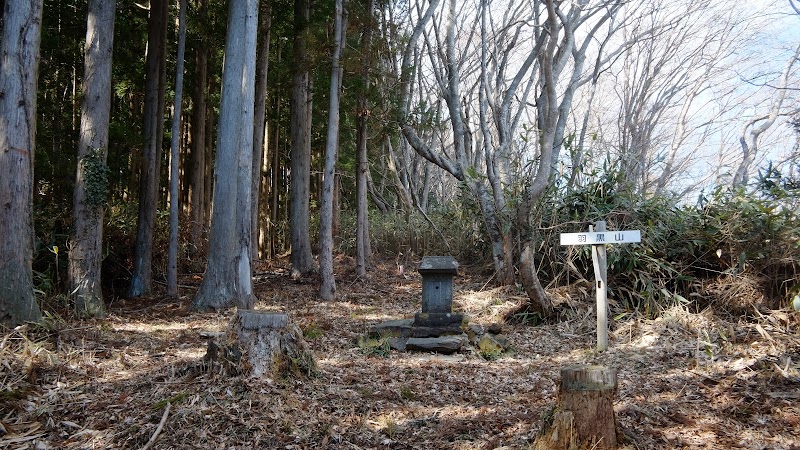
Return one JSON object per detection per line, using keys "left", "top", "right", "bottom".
{"left": 733, "top": 43, "right": 800, "bottom": 186}
{"left": 790, "top": 0, "right": 800, "bottom": 16}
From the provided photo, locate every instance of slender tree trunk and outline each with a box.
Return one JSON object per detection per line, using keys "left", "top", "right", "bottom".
{"left": 68, "top": 0, "right": 115, "bottom": 316}
{"left": 319, "top": 0, "right": 346, "bottom": 300}
{"left": 251, "top": 6, "right": 271, "bottom": 261}
{"left": 236, "top": 0, "right": 259, "bottom": 308}
{"left": 355, "top": 129, "right": 371, "bottom": 275}
{"left": 167, "top": 0, "right": 188, "bottom": 296}
{"left": 270, "top": 100, "right": 281, "bottom": 257}
{"left": 192, "top": 0, "right": 258, "bottom": 311}
{"left": 471, "top": 181, "right": 514, "bottom": 285}
{"left": 0, "top": 0, "right": 44, "bottom": 327}
{"left": 420, "top": 165, "right": 431, "bottom": 211}
{"left": 204, "top": 86, "right": 214, "bottom": 227}
{"left": 130, "top": 0, "right": 168, "bottom": 297}
{"left": 355, "top": 0, "right": 375, "bottom": 277}
{"left": 570, "top": 75, "right": 599, "bottom": 191}
{"left": 189, "top": 0, "right": 208, "bottom": 252}
{"left": 332, "top": 173, "right": 340, "bottom": 239}
{"left": 290, "top": 0, "right": 315, "bottom": 275}
{"left": 386, "top": 138, "right": 413, "bottom": 212}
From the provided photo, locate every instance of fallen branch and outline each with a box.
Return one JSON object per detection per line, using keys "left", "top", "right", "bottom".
{"left": 140, "top": 402, "right": 171, "bottom": 450}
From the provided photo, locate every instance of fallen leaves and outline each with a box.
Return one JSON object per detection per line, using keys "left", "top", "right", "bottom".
{"left": 0, "top": 262, "right": 798, "bottom": 449}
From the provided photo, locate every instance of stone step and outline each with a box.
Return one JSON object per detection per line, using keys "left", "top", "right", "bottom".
{"left": 405, "top": 335, "right": 467, "bottom": 354}
{"left": 367, "top": 318, "right": 414, "bottom": 338}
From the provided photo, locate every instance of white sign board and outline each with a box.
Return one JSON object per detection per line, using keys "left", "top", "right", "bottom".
{"left": 560, "top": 230, "right": 641, "bottom": 246}
{"left": 559, "top": 224, "right": 641, "bottom": 352}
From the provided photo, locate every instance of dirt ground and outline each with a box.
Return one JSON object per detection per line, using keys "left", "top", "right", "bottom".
{"left": 2, "top": 259, "right": 799, "bottom": 449}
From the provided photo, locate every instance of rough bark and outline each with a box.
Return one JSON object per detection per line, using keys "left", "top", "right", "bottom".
{"left": 472, "top": 181, "right": 514, "bottom": 286}
{"left": 534, "top": 365, "right": 618, "bottom": 450}
{"left": 167, "top": 0, "right": 188, "bottom": 297}
{"left": 129, "top": 0, "right": 168, "bottom": 297}
{"left": 269, "top": 100, "right": 281, "bottom": 257}
{"left": 355, "top": 0, "right": 376, "bottom": 277}
{"left": 519, "top": 244, "right": 552, "bottom": 319}
{"left": 319, "top": 0, "right": 345, "bottom": 300}
{"left": 289, "top": 0, "right": 316, "bottom": 275}
{"left": 68, "top": 0, "right": 115, "bottom": 316}
{"left": 204, "top": 310, "right": 316, "bottom": 379}
{"left": 203, "top": 78, "right": 214, "bottom": 226}
{"left": 189, "top": 0, "right": 208, "bottom": 252}
{"left": 251, "top": 5, "right": 271, "bottom": 261}
{"left": 0, "top": 0, "right": 44, "bottom": 327}
{"left": 332, "top": 173, "right": 340, "bottom": 240}
{"left": 191, "top": 0, "right": 258, "bottom": 311}
{"left": 235, "top": 0, "right": 258, "bottom": 308}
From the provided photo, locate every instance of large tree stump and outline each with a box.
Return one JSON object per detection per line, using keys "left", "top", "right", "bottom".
{"left": 534, "top": 365, "right": 618, "bottom": 450}
{"left": 205, "top": 310, "right": 317, "bottom": 379}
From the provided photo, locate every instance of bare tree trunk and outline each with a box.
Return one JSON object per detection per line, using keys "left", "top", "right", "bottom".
{"left": 0, "top": 0, "right": 44, "bottom": 327}
{"left": 733, "top": 44, "right": 800, "bottom": 186}
{"left": 69, "top": 0, "right": 115, "bottom": 316}
{"left": 355, "top": 125, "right": 371, "bottom": 275}
{"left": 189, "top": 0, "right": 208, "bottom": 253}
{"left": 419, "top": 165, "right": 431, "bottom": 211}
{"left": 520, "top": 244, "right": 552, "bottom": 319}
{"left": 332, "top": 173, "right": 340, "bottom": 240}
{"left": 571, "top": 47, "right": 606, "bottom": 191}
{"left": 167, "top": 0, "right": 188, "bottom": 297}
{"left": 235, "top": 0, "right": 258, "bottom": 308}
{"left": 319, "top": 0, "right": 346, "bottom": 300}
{"left": 204, "top": 84, "right": 214, "bottom": 227}
{"left": 192, "top": 0, "right": 258, "bottom": 311}
{"left": 251, "top": 6, "right": 271, "bottom": 261}
{"left": 290, "top": 0, "right": 316, "bottom": 275}
{"left": 472, "top": 181, "right": 515, "bottom": 285}
{"left": 366, "top": 167, "right": 389, "bottom": 213}
{"left": 356, "top": 0, "right": 375, "bottom": 277}
{"left": 130, "top": 0, "right": 168, "bottom": 297}
{"left": 270, "top": 104, "right": 281, "bottom": 257}
{"left": 386, "top": 138, "right": 414, "bottom": 212}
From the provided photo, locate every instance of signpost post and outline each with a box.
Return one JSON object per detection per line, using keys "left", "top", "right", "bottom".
{"left": 560, "top": 221, "right": 641, "bottom": 351}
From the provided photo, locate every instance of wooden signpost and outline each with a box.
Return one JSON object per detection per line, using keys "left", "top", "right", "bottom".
{"left": 560, "top": 221, "right": 640, "bottom": 351}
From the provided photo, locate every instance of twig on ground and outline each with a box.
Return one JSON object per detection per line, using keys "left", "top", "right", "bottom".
{"left": 140, "top": 402, "right": 171, "bottom": 450}
{"left": 479, "top": 271, "right": 497, "bottom": 291}
{"left": 347, "top": 274, "right": 365, "bottom": 289}
{"left": 153, "top": 279, "right": 198, "bottom": 290}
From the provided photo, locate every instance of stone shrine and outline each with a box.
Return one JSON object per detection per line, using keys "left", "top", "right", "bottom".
{"left": 363, "top": 256, "right": 462, "bottom": 354}
{"left": 362, "top": 256, "right": 512, "bottom": 355}
{"left": 414, "top": 256, "right": 463, "bottom": 329}
{"left": 418, "top": 256, "right": 458, "bottom": 312}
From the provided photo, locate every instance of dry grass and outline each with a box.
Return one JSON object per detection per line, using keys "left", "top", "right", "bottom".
{"left": 1, "top": 260, "right": 799, "bottom": 449}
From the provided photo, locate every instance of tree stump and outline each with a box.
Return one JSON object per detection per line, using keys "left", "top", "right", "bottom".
{"left": 534, "top": 365, "right": 618, "bottom": 450}
{"left": 205, "top": 310, "right": 317, "bottom": 379}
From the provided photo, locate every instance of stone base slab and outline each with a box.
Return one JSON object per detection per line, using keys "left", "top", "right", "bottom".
{"left": 414, "top": 312, "right": 464, "bottom": 327}
{"left": 405, "top": 335, "right": 466, "bottom": 354}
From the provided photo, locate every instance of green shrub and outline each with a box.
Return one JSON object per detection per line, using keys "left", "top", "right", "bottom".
{"left": 530, "top": 168, "right": 799, "bottom": 317}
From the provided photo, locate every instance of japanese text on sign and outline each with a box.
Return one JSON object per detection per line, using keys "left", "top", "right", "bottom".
{"left": 560, "top": 230, "right": 641, "bottom": 246}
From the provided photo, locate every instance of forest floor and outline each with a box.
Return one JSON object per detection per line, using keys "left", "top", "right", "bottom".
{"left": 1, "top": 258, "right": 799, "bottom": 450}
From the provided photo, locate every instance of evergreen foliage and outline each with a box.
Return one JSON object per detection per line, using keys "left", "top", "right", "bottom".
{"left": 24, "top": 0, "right": 799, "bottom": 320}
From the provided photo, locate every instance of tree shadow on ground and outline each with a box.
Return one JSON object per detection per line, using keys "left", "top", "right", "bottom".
{"left": 1, "top": 264, "right": 798, "bottom": 449}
